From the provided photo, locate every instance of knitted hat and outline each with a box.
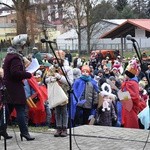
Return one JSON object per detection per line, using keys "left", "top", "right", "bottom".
{"left": 125, "top": 59, "right": 138, "bottom": 78}
{"left": 36, "top": 70, "right": 42, "bottom": 76}
{"left": 73, "top": 68, "right": 81, "bottom": 79}
{"left": 81, "top": 65, "right": 90, "bottom": 73}
{"left": 12, "top": 34, "right": 27, "bottom": 46}
{"left": 109, "top": 76, "right": 116, "bottom": 81}
{"left": 98, "top": 69, "right": 104, "bottom": 74}
{"left": 112, "top": 67, "right": 118, "bottom": 71}
{"left": 139, "top": 81, "right": 146, "bottom": 88}
{"left": 113, "top": 60, "right": 121, "bottom": 69}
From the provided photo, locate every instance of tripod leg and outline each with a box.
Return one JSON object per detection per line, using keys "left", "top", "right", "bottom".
{"left": 0, "top": 105, "right": 12, "bottom": 140}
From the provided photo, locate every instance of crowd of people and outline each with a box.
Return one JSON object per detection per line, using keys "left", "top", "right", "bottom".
{"left": 0, "top": 34, "right": 150, "bottom": 141}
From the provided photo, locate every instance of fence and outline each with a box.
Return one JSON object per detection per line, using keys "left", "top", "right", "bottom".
{"left": 57, "top": 42, "right": 150, "bottom": 52}
{"left": 0, "top": 47, "right": 33, "bottom": 67}
{"left": 1, "top": 42, "right": 150, "bottom": 66}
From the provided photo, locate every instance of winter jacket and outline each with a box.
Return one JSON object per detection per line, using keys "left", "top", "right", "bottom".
{"left": 121, "top": 79, "right": 140, "bottom": 128}
{"left": 3, "top": 52, "right": 31, "bottom": 105}
{"left": 71, "top": 77, "right": 99, "bottom": 119}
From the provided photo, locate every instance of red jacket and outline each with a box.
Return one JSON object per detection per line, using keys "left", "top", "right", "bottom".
{"left": 27, "top": 76, "right": 48, "bottom": 124}
{"left": 121, "top": 79, "right": 140, "bottom": 128}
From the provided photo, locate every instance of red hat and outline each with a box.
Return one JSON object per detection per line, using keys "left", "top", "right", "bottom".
{"left": 81, "top": 65, "right": 90, "bottom": 73}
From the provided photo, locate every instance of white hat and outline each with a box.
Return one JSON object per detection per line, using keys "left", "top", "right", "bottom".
{"left": 12, "top": 34, "right": 27, "bottom": 46}
{"left": 33, "top": 47, "right": 38, "bottom": 50}
{"left": 36, "top": 70, "right": 42, "bottom": 76}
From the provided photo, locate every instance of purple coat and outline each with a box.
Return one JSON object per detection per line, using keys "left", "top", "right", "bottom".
{"left": 3, "top": 52, "right": 31, "bottom": 105}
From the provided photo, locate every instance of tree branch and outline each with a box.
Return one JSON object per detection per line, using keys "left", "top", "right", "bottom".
{"left": 0, "top": 2, "right": 14, "bottom": 9}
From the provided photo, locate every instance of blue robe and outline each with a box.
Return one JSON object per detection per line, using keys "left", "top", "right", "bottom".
{"left": 71, "top": 77, "right": 99, "bottom": 120}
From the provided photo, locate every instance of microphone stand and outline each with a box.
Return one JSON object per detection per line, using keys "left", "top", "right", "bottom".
{"left": 46, "top": 41, "right": 73, "bottom": 150}
{"left": 132, "top": 41, "right": 150, "bottom": 108}
{"left": 0, "top": 79, "right": 7, "bottom": 150}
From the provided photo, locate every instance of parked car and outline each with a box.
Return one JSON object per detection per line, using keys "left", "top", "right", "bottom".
{"left": 91, "top": 49, "right": 120, "bottom": 62}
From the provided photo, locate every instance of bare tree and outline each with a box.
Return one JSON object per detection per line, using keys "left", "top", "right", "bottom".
{"left": 0, "top": 1, "right": 48, "bottom": 47}
{"left": 0, "top": 1, "right": 31, "bottom": 34}
{"left": 64, "top": 0, "right": 109, "bottom": 54}
{"left": 63, "top": 0, "right": 86, "bottom": 55}
{"left": 82, "top": 0, "right": 99, "bottom": 53}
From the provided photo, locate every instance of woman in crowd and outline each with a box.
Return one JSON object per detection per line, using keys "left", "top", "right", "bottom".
{"left": 3, "top": 34, "right": 35, "bottom": 141}
{"left": 45, "top": 53, "right": 73, "bottom": 137}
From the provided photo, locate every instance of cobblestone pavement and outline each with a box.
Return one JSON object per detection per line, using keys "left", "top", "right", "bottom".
{"left": 0, "top": 125, "right": 150, "bottom": 150}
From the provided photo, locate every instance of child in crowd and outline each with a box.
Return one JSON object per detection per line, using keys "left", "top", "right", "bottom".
{"left": 72, "top": 65, "right": 99, "bottom": 126}
{"left": 94, "top": 83, "right": 117, "bottom": 126}
{"left": 138, "top": 81, "right": 148, "bottom": 112}
{"left": 45, "top": 55, "right": 73, "bottom": 137}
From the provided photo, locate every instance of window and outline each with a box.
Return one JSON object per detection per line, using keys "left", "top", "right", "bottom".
{"left": 11, "top": 19, "right": 16, "bottom": 23}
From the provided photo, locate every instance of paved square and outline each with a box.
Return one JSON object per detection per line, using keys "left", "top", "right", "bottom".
{"left": 0, "top": 125, "right": 150, "bottom": 150}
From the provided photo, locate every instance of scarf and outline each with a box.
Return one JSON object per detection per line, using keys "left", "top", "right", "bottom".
{"left": 80, "top": 75, "right": 92, "bottom": 82}
{"left": 7, "top": 46, "right": 17, "bottom": 53}
{"left": 7, "top": 46, "right": 23, "bottom": 59}
{"left": 7, "top": 46, "right": 23, "bottom": 57}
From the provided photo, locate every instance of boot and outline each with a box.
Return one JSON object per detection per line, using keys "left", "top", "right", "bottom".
{"left": 20, "top": 133, "right": 35, "bottom": 141}
{"left": 54, "top": 128, "right": 62, "bottom": 137}
{"left": 60, "top": 128, "right": 67, "bottom": 137}
{"left": 0, "top": 131, "right": 13, "bottom": 140}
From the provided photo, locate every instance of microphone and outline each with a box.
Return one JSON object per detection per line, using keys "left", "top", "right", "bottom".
{"left": 41, "top": 38, "right": 56, "bottom": 44}
{"left": 126, "top": 35, "right": 136, "bottom": 42}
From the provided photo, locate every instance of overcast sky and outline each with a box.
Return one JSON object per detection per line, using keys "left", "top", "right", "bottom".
{"left": 1, "top": 0, "right": 13, "bottom": 5}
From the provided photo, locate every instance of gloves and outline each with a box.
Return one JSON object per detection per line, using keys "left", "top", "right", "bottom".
{"left": 49, "top": 76, "right": 56, "bottom": 82}
{"left": 54, "top": 73, "right": 62, "bottom": 80}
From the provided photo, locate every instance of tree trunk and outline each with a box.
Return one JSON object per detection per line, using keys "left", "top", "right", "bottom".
{"left": 78, "top": 29, "right": 81, "bottom": 56}
{"left": 16, "top": 9, "right": 27, "bottom": 34}
{"left": 87, "top": 26, "right": 91, "bottom": 54}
